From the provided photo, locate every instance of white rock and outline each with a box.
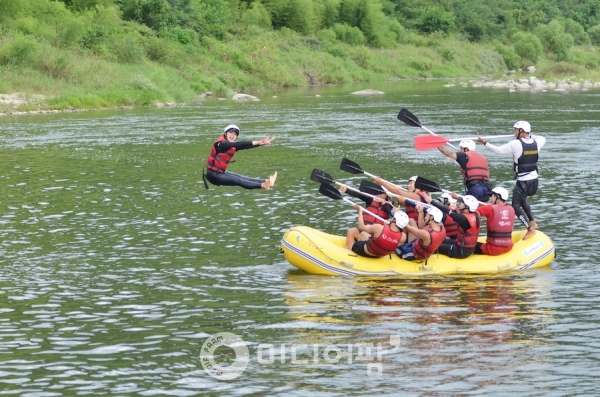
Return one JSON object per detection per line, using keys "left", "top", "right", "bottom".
{"left": 350, "top": 89, "right": 385, "bottom": 95}
{"left": 232, "top": 93, "right": 259, "bottom": 101}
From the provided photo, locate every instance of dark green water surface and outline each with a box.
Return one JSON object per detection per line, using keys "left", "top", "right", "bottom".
{"left": 1, "top": 80, "right": 599, "bottom": 395}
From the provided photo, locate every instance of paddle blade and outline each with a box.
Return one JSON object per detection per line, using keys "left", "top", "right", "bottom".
{"left": 414, "top": 135, "right": 450, "bottom": 150}
{"left": 397, "top": 108, "right": 422, "bottom": 127}
{"left": 339, "top": 158, "right": 364, "bottom": 175}
{"left": 415, "top": 176, "right": 442, "bottom": 193}
{"left": 359, "top": 180, "right": 385, "bottom": 196}
{"left": 318, "top": 182, "right": 343, "bottom": 200}
{"left": 310, "top": 168, "right": 335, "bottom": 184}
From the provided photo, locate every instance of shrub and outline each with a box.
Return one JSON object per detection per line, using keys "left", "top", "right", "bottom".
{"left": 108, "top": 36, "right": 145, "bottom": 63}
{"left": 0, "top": 35, "right": 39, "bottom": 66}
{"left": 333, "top": 23, "right": 365, "bottom": 45}
{"left": 316, "top": 28, "right": 336, "bottom": 44}
{"left": 35, "top": 46, "right": 73, "bottom": 78}
{"left": 439, "top": 47, "right": 455, "bottom": 62}
{"left": 159, "top": 26, "right": 197, "bottom": 45}
{"left": 474, "top": 49, "right": 506, "bottom": 73}
{"left": 350, "top": 45, "right": 372, "bottom": 68}
{"left": 130, "top": 74, "right": 157, "bottom": 91}
{"left": 326, "top": 43, "right": 347, "bottom": 58}
{"left": 512, "top": 31, "right": 543, "bottom": 64}
{"left": 494, "top": 42, "right": 521, "bottom": 70}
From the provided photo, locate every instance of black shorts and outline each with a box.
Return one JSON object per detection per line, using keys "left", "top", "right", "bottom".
{"left": 351, "top": 241, "right": 377, "bottom": 258}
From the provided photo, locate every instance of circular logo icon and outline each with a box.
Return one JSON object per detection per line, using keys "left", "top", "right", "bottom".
{"left": 200, "top": 332, "right": 249, "bottom": 380}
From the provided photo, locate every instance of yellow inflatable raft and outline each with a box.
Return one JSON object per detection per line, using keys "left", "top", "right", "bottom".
{"left": 280, "top": 226, "right": 555, "bottom": 276}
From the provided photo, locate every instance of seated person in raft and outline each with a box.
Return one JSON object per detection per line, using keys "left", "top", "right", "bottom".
{"left": 346, "top": 206, "right": 409, "bottom": 258}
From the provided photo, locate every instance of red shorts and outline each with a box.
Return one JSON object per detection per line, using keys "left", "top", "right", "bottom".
{"left": 480, "top": 243, "right": 513, "bottom": 256}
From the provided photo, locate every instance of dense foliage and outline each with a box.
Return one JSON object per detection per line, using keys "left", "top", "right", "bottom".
{"left": 1, "top": 0, "right": 599, "bottom": 109}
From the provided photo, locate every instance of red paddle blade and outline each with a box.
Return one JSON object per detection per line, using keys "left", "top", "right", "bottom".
{"left": 414, "top": 135, "right": 450, "bottom": 150}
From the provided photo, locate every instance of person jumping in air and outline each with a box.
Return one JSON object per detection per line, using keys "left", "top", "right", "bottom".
{"left": 203, "top": 124, "right": 277, "bottom": 190}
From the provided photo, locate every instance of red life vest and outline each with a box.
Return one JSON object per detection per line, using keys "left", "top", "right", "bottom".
{"left": 363, "top": 201, "right": 391, "bottom": 225}
{"left": 443, "top": 214, "right": 459, "bottom": 238}
{"left": 412, "top": 225, "right": 446, "bottom": 259}
{"left": 486, "top": 204, "right": 515, "bottom": 247}
{"left": 461, "top": 151, "right": 490, "bottom": 183}
{"left": 405, "top": 191, "right": 428, "bottom": 220}
{"left": 206, "top": 136, "right": 236, "bottom": 173}
{"left": 366, "top": 224, "right": 403, "bottom": 257}
{"left": 456, "top": 212, "right": 480, "bottom": 249}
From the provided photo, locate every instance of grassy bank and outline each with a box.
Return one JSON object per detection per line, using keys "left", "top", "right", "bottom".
{"left": 2, "top": 7, "right": 600, "bottom": 113}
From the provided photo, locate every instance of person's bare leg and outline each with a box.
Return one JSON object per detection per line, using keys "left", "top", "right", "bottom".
{"left": 346, "top": 227, "right": 360, "bottom": 250}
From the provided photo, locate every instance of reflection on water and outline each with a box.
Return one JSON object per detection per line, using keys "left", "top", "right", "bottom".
{"left": 1, "top": 82, "right": 600, "bottom": 395}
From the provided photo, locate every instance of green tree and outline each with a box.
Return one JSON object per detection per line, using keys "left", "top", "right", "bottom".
{"left": 512, "top": 31, "right": 543, "bottom": 65}
{"left": 589, "top": 24, "right": 600, "bottom": 45}
{"left": 416, "top": 6, "right": 455, "bottom": 36}
{"left": 121, "top": 0, "right": 177, "bottom": 30}
{"left": 536, "top": 19, "right": 574, "bottom": 61}
{"left": 261, "top": 0, "right": 316, "bottom": 34}
{"left": 240, "top": 1, "right": 272, "bottom": 29}
{"left": 563, "top": 18, "right": 590, "bottom": 45}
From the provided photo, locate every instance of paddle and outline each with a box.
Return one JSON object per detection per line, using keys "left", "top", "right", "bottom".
{"left": 318, "top": 183, "right": 390, "bottom": 224}
{"left": 414, "top": 135, "right": 514, "bottom": 151}
{"left": 360, "top": 179, "right": 433, "bottom": 211}
{"left": 339, "top": 158, "right": 407, "bottom": 192}
{"left": 310, "top": 168, "right": 388, "bottom": 204}
{"left": 414, "top": 176, "right": 489, "bottom": 205}
{"left": 397, "top": 108, "right": 458, "bottom": 150}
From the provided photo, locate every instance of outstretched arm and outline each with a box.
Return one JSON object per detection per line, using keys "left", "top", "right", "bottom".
{"left": 235, "top": 136, "right": 276, "bottom": 151}
{"left": 438, "top": 145, "right": 458, "bottom": 160}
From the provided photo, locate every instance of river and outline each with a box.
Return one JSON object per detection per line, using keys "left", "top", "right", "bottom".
{"left": 1, "top": 80, "right": 599, "bottom": 395}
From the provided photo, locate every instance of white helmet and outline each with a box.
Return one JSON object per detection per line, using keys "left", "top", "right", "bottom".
{"left": 459, "top": 139, "right": 476, "bottom": 151}
{"left": 513, "top": 120, "right": 531, "bottom": 133}
{"left": 459, "top": 195, "right": 479, "bottom": 212}
{"left": 224, "top": 124, "right": 240, "bottom": 135}
{"left": 491, "top": 186, "right": 509, "bottom": 201}
{"left": 394, "top": 211, "right": 409, "bottom": 229}
{"left": 440, "top": 192, "right": 456, "bottom": 205}
{"left": 426, "top": 207, "right": 444, "bottom": 223}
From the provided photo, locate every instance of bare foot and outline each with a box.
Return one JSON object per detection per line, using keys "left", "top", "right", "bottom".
{"left": 261, "top": 179, "right": 271, "bottom": 190}
{"left": 530, "top": 220, "right": 538, "bottom": 229}
{"left": 523, "top": 228, "right": 537, "bottom": 240}
{"left": 269, "top": 171, "right": 278, "bottom": 188}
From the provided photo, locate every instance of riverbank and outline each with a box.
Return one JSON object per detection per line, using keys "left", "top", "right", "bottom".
{"left": 3, "top": 73, "right": 600, "bottom": 117}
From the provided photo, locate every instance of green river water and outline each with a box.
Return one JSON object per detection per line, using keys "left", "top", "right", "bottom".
{"left": 1, "top": 80, "right": 600, "bottom": 395}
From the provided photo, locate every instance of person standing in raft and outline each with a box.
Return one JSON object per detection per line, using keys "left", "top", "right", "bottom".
{"left": 477, "top": 121, "right": 546, "bottom": 240}
{"left": 346, "top": 208, "right": 409, "bottom": 258}
{"left": 474, "top": 186, "right": 516, "bottom": 256}
{"left": 437, "top": 139, "right": 492, "bottom": 202}
{"left": 203, "top": 124, "right": 277, "bottom": 190}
